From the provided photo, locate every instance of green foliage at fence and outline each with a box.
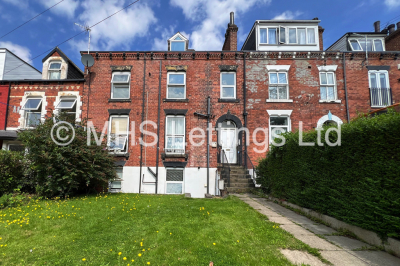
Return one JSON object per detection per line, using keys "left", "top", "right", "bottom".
{"left": 257, "top": 110, "right": 400, "bottom": 240}
{"left": 0, "top": 150, "right": 27, "bottom": 197}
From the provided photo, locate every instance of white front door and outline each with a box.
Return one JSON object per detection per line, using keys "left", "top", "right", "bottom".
{"left": 221, "top": 128, "right": 237, "bottom": 163}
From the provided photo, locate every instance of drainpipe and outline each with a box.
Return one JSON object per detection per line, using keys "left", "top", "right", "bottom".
{"left": 243, "top": 53, "right": 247, "bottom": 167}
{"left": 139, "top": 58, "right": 146, "bottom": 193}
{"left": 86, "top": 69, "right": 91, "bottom": 120}
{"left": 342, "top": 53, "right": 350, "bottom": 123}
{"left": 4, "top": 82, "right": 11, "bottom": 130}
{"left": 155, "top": 60, "right": 161, "bottom": 194}
{"left": 206, "top": 96, "right": 210, "bottom": 194}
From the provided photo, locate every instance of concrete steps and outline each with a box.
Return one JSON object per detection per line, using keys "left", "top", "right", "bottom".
{"left": 218, "top": 164, "right": 255, "bottom": 194}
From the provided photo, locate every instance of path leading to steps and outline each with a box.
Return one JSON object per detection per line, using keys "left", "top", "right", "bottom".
{"left": 233, "top": 194, "right": 400, "bottom": 266}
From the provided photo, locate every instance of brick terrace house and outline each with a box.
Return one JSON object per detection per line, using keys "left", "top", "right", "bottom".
{"left": 2, "top": 47, "right": 84, "bottom": 150}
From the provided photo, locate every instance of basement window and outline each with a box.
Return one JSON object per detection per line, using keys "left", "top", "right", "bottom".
{"left": 166, "top": 169, "right": 184, "bottom": 194}
{"left": 109, "top": 168, "right": 123, "bottom": 191}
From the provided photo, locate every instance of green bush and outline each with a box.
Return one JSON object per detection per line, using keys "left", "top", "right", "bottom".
{"left": 0, "top": 150, "right": 27, "bottom": 196}
{"left": 257, "top": 109, "right": 400, "bottom": 240}
{"left": 18, "top": 115, "right": 117, "bottom": 198}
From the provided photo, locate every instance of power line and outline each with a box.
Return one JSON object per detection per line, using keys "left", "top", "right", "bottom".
{"left": 3, "top": 0, "right": 141, "bottom": 76}
{"left": 0, "top": 0, "right": 66, "bottom": 40}
{"left": 382, "top": 14, "right": 400, "bottom": 29}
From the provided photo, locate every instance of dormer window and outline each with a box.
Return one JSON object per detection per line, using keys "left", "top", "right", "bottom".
{"left": 349, "top": 38, "right": 384, "bottom": 51}
{"left": 48, "top": 61, "right": 62, "bottom": 79}
{"left": 168, "top": 33, "right": 188, "bottom": 52}
{"left": 259, "top": 26, "right": 316, "bottom": 45}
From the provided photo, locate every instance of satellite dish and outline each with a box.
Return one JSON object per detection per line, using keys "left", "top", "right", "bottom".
{"left": 81, "top": 54, "right": 94, "bottom": 67}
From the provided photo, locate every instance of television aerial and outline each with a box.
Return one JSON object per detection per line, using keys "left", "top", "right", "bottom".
{"left": 75, "top": 23, "right": 91, "bottom": 54}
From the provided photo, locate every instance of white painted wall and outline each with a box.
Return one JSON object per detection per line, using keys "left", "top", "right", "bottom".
{"left": 0, "top": 49, "right": 6, "bottom": 80}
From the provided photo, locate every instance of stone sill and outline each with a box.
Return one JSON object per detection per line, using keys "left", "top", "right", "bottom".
{"left": 266, "top": 99, "right": 293, "bottom": 103}
{"left": 108, "top": 99, "right": 131, "bottom": 103}
{"left": 163, "top": 99, "right": 189, "bottom": 102}
{"left": 218, "top": 98, "right": 240, "bottom": 103}
{"left": 319, "top": 100, "right": 342, "bottom": 104}
{"left": 163, "top": 153, "right": 187, "bottom": 158}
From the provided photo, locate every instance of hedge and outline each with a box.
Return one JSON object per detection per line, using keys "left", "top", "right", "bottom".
{"left": 257, "top": 110, "right": 400, "bottom": 240}
{"left": 0, "top": 150, "right": 27, "bottom": 196}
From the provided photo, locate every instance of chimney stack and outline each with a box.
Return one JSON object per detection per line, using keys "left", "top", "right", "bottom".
{"left": 397, "top": 21, "right": 400, "bottom": 30}
{"left": 222, "top": 12, "right": 238, "bottom": 51}
{"left": 374, "top": 21, "right": 380, "bottom": 33}
{"left": 388, "top": 24, "right": 396, "bottom": 34}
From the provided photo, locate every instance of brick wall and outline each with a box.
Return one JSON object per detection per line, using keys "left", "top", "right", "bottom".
{"left": 385, "top": 29, "right": 400, "bottom": 51}
{"left": 0, "top": 85, "right": 9, "bottom": 130}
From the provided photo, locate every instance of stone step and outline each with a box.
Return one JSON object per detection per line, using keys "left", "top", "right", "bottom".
{"left": 226, "top": 187, "right": 254, "bottom": 193}
{"left": 228, "top": 182, "right": 256, "bottom": 188}
{"left": 229, "top": 173, "right": 252, "bottom": 179}
{"left": 228, "top": 178, "right": 254, "bottom": 184}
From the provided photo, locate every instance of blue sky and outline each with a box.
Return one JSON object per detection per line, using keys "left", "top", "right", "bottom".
{"left": 1, "top": 0, "right": 400, "bottom": 72}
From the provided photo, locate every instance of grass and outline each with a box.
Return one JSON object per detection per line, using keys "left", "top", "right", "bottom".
{"left": 0, "top": 193, "right": 321, "bottom": 265}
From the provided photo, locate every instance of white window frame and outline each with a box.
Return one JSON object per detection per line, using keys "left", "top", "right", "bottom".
{"left": 319, "top": 72, "right": 337, "bottom": 101}
{"left": 368, "top": 70, "right": 391, "bottom": 108}
{"left": 165, "top": 168, "right": 184, "bottom": 194}
{"left": 111, "top": 72, "right": 131, "bottom": 99}
{"left": 56, "top": 97, "right": 77, "bottom": 121}
{"left": 48, "top": 61, "right": 62, "bottom": 80}
{"left": 108, "top": 115, "right": 129, "bottom": 153}
{"left": 170, "top": 36, "right": 186, "bottom": 51}
{"left": 348, "top": 38, "right": 386, "bottom": 51}
{"left": 23, "top": 97, "right": 43, "bottom": 128}
{"left": 165, "top": 115, "right": 185, "bottom": 154}
{"left": 220, "top": 72, "right": 236, "bottom": 99}
{"left": 259, "top": 27, "right": 279, "bottom": 44}
{"left": 259, "top": 26, "right": 316, "bottom": 45}
{"left": 268, "top": 71, "right": 289, "bottom": 100}
{"left": 268, "top": 116, "right": 291, "bottom": 144}
{"left": 167, "top": 72, "right": 186, "bottom": 99}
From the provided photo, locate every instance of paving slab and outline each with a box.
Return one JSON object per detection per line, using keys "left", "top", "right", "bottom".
{"left": 280, "top": 224, "right": 316, "bottom": 236}
{"left": 325, "top": 236, "right": 371, "bottom": 251}
{"left": 295, "top": 235, "right": 342, "bottom": 251}
{"left": 257, "top": 208, "right": 283, "bottom": 217}
{"left": 301, "top": 223, "right": 337, "bottom": 235}
{"left": 280, "top": 249, "right": 327, "bottom": 266}
{"left": 267, "top": 216, "right": 295, "bottom": 225}
{"left": 320, "top": 251, "right": 368, "bottom": 266}
{"left": 350, "top": 250, "right": 400, "bottom": 266}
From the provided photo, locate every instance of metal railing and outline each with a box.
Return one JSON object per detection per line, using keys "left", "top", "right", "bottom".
{"left": 220, "top": 149, "right": 231, "bottom": 187}
{"left": 370, "top": 88, "right": 392, "bottom": 108}
{"left": 245, "top": 152, "right": 260, "bottom": 188}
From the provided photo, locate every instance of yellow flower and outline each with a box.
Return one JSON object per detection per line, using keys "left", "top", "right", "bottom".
{"left": 82, "top": 258, "right": 86, "bottom": 261}
{"left": 237, "top": 240, "right": 239, "bottom": 243}
{"left": 123, "top": 257, "right": 127, "bottom": 260}
{"left": 132, "top": 259, "right": 134, "bottom": 262}
{"left": 138, "top": 253, "right": 142, "bottom": 257}
{"left": 142, "top": 249, "right": 145, "bottom": 251}
{"left": 170, "top": 232, "right": 172, "bottom": 235}
{"left": 140, "top": 242, "right": 143, "bottom": 246}
{"left": 213, "top": 243, "right": 216, "bottom": 245}
{"left": 147, "top": 262, "right": 150, "bottom": 265}
{"left": 118, "top": 252, "right": 122, "bottom": 255}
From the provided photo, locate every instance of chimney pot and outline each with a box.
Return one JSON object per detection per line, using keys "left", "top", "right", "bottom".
{"left": 374, "top": 21, "right": 380, "bottom": 33}
{"left": 388, "top": 24, "right": 396, "bottom": 34}
{"left": 397, "top": 21, "right": 400, "bottom": 30}
{"left": 230, "top": 12, "right": 234, "bottom": 25}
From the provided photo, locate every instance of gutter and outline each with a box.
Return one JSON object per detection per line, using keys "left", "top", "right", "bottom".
{"left": 342, "top": 53, "right": 350, "bottom": 123}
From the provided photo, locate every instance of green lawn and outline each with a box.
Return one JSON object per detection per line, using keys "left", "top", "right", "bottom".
{"left": 0, "top": 193, "right": 320, "bottom": 265}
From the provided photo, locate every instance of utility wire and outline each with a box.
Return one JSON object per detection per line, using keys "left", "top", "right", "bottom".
{"left": 0, "top": 0, "right": 65, "bottom": 40}
{"left": 3, "top": 0, "right": 141, "bottom": 76}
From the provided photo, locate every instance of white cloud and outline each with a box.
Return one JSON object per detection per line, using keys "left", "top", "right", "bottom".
{"left": 272, "top": 11, "right": 303, "bottom": 20}
{"left": 39, "top": 0, "right": 79, "bottom": 19}
{"left": 170, "top": 0, "right": 271, "bottom": 51}
{"left": 2, "top": 0, "right": 29, "bottom": 10}
{"left": 69, "top": 0, "right": 157, "bottom": 51}
{"left": 385, "top": 0, "right": 400, "bottom": 7}
{"left": 0, "top": 41, "right": 32, "bottom": 62}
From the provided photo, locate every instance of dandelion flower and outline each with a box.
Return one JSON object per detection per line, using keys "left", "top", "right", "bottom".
{"left": 147, "top": 262, "right": 150, "bottom": 265}
{"left": 237, "top": 240, "right": 239, "bottom": 242}
{"left": 123, "top": 257, "right": 127, "bottom": 260}
{"left": 138, "top": 253, "right": 142, "bottom": 257}
{"left": 213, "top": 243, "right": 216, "bottom": 245}
{"left": 82, "top": 258, "right": 86, "bottom": 261}
{"left": 118, "top": 252, "right": 122, "bottom": 255}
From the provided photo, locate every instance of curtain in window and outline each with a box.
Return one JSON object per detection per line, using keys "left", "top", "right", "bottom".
{"left": 167, "top": 117, "right": 184, "bottom": 135}
{"left": 111, "top": 117, "right": 128, "bottom": 134}
{"left": 307, "top": 28, "right": 315, "bottom": 44}
{"left": 298, "top": 29, "right": 306, "bottom": 44}
{"left": 268, "top": 28, "right": 277, "bottom": 44}
{"left": 260, "top": 29, "right": 267, "bottom": 43}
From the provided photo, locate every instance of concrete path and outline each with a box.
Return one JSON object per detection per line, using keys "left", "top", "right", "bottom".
{"left": 233, "top": 193, "right": 400, "bottom": 266}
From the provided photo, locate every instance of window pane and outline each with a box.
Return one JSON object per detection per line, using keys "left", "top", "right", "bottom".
{"left": 369, "top": 73, "right": 377, "bottom": 88}
{"left": 320, "top": 86, "right": 327, "bottom": 100}
{"left": 24, "top": 98, "right": 42, "bottom": 110}
{"left": 260, "top": 29, "right": 267, "bottom": 43}
{"left": 298, "top": 28, "right": 306, "bottom": 44}
{"left": 57, "top": 99, "right": 76, "bottom": 109}
{"left": 271, "top": 127, "right": 287, "bottom": 136}
{"left": 166, "top": 183, "right": 182, "bottom": 194}
{"left": 268, "top": 28, "right": 277, "bottom": 44}
{"left": 8, "top": 145, "right": 24, "bottom": 152}
{"left": 166, "top": 137, "right": 184, "bottom": 149}
{"left": 166, "top": 170, "right": 184, "bottom": 181}
{"left": 49, "top": 71, "right": 60, "bottom": 79}
{"left": 327, "top": 73, "right": 334, "bottom": 85}
{"left": 171, "top": 42, "right": 185, "bottom": 51}
{"left": 113, "top": 85, "right": 130, "bottom": 99}
{"left": 374, "top": 40, "right": 383, "bottom": 51}
{"left": 269, "top": 86, "right": 277, "bottom": 99}
{"left": 167, "top": 117, "right": 184, "bottom": 135}
{"left": 366, "top": 40, "right": 373, "bottom": 51}
{"left": 26, "top": 112, "right": 41, "bottom": 127}
{"left": 280, "top": 27, "right": 286, "bottom": 43}
{"left": 110, "top": 181, "right": 121, "bottom": 189}
{"left": 327, "top": 87, "right": 335, "bottom": 100}
{"left": 109, "top": 136, "right": 127, "bottom": 150}
{"left": 221, "top": 73, "right": 235, "bottom": 85}
{"left": 175, "top": 36, "right": 182, "bottom": 40}
{"left": 270, "top": 117, "right": 288, "bottom": 126}
{"left": 278, "top": 86, "right": 288, "bottom": 99}
{"left": 307, "top": 28, "right": 315, "bottom": 44}
{"left": 269, "top": 73, "right": 278, "bottom": 84}
{"left": 320, "top": 73, "right": 327, "bottom": 85}
{"left": 112, "top": 74, "right": 130, "bottom": 83}
{"left": 49, "top": 62, "right": 61, "bottom": 69}
{"left": 111, "top": 117, "right": 128, "bottom": 134}
{"left": 169, "top": 74, "right": 185, "bottom": 84}
{"left": 116, "top": 168, "right": 123, "bottom": 179}
{"left": 167, "top": 86, "right": 185, "bottom": 99}
{"left": 380, "top": 73, "right": 387, "bottom": 88}
{"left": 222, "top": 87, "right": 235, "bottom": 98}
{"left": 289, "top": 28, "right": 297, "bottom": 43}
{"left": 350, "top": 40, "right": 361, "bottom": 51}
{"left": 278, "top": 73, "right": 287, "bottom": 84}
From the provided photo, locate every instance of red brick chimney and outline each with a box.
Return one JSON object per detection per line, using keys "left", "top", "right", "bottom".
{"left": 222, "top": 12, "right": 238, "bottom": 51}
{"left": 318, "top": 26, "right": 325, "bottom": 51}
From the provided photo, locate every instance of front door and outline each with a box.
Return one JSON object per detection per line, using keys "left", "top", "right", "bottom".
{"left": 221, "top": 128, "right": 237, "bottom": 164}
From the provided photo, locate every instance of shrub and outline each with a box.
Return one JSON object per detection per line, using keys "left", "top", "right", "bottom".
{"left": 257, "top": 109, "right": 400, "bottom": 240}
{"left": 18, "top": 114, "right": 117, "bottom": 198}
{"left": 0, "top": 150, "right": 27, "bottom": 196}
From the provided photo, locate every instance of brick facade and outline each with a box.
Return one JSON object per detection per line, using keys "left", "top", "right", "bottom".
{"left": 0, "top": 85, "right": 9, "bottom": 130}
